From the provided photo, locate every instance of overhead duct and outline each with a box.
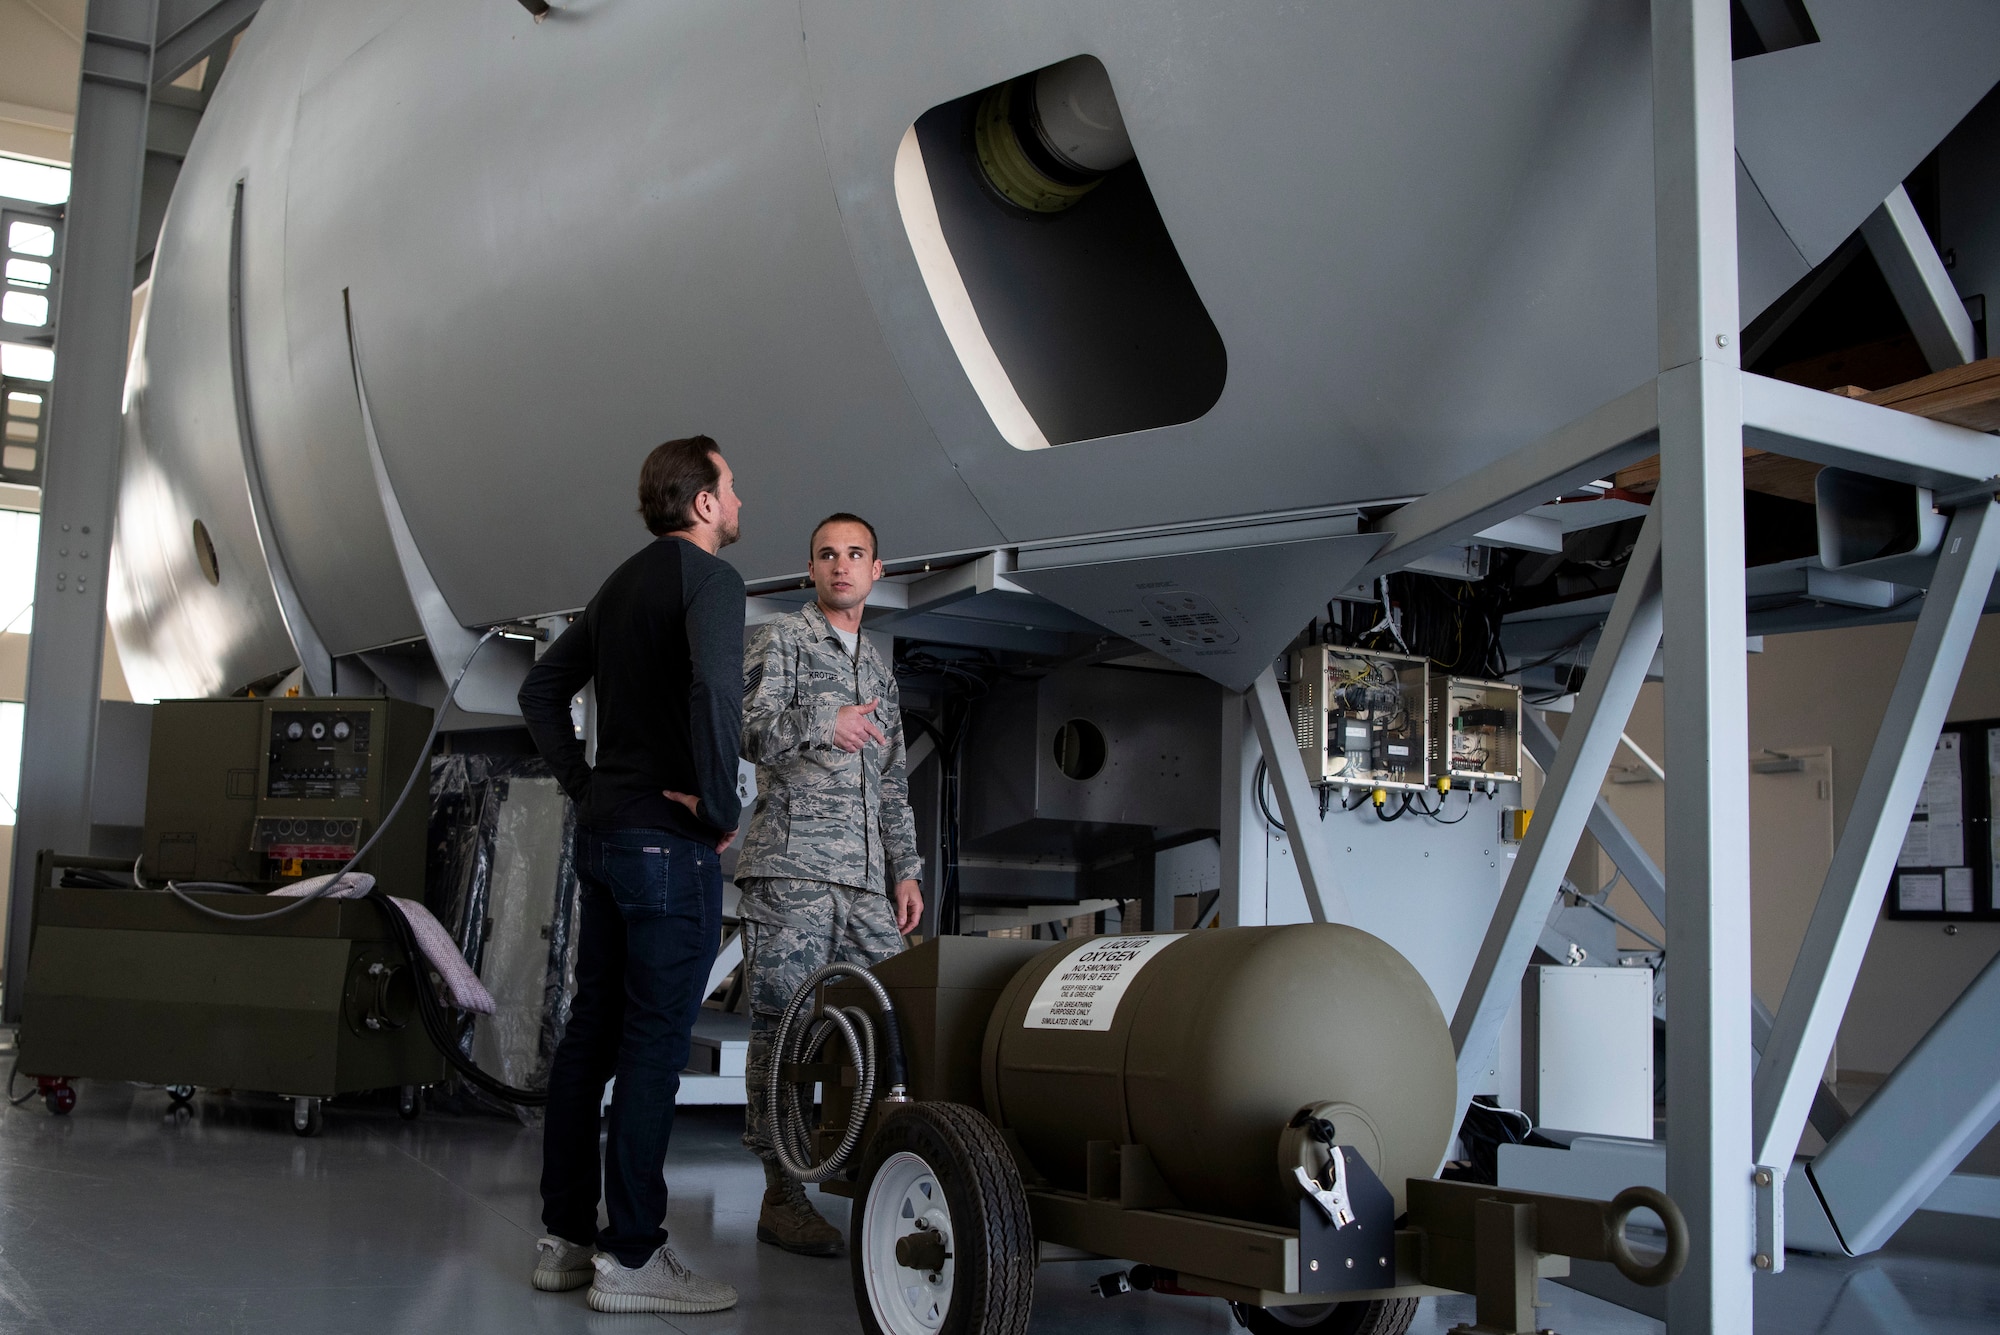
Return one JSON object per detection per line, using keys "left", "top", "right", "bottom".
{"left": 1814, "top": 466, "right": 1946, "bottom": 585}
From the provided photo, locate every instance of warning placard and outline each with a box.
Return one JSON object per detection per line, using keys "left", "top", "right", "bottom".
{"left": 1023, "top": 934, "right": 1186, "bottom": 1031}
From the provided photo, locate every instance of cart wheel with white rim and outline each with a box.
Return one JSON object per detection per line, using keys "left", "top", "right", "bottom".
{"left": 850, "top": 1102, "right": 1034, "bottom": 1335}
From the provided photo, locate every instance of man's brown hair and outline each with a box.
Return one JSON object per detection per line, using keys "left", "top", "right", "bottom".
{"left": 637, "top": 435, "right": 722, "bottom": 536}
{"left": 810, "top": 512, "right": 879, "bottom": 558}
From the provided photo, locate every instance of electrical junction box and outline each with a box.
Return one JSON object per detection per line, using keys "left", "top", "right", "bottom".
{"left": 142, "top": 696, "right": 433, "bottom": 892}
{"left": 1431, "top": 677, "right": 1523, "bottom": 786}
{"left": 1288, "top": 645, "right": 1430, "bottom": 791}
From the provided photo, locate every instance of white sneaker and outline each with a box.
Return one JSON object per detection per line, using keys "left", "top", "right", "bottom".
{"left": 587, "top": 1244, "right": 739, "bottom": 1314}
{"left": 531, "top": 1235, "right": 596, "bottom": 1292}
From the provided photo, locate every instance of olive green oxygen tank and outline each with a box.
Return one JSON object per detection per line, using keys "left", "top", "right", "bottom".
{"left": 980, "top": 924, "right": 1457, "bottom": 1223}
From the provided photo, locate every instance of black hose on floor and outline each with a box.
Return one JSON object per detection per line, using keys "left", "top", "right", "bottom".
{"left": 362, "top": 891, "right": 549, "bottom": 1107}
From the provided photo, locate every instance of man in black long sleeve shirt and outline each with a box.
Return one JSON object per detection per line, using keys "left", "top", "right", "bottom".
{"left": 517, "top": 435, "right": 746, "bottom": 1315}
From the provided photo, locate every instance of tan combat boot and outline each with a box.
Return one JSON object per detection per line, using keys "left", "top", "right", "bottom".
{"left": 756, "top": 1177, "right": 843, "bottom": 1257}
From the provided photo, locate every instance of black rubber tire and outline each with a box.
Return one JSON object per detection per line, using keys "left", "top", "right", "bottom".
{"left": 44, "top": 1086, "right": 75, "bottom": 1116}
{"left": 398, "top": 1085, "right": 422, "bottom": 1120}
{"left": 292, "top": 1098, "right": 324, "bottom": 1138}
{"left": 165, "top": 1085, "right": 195, "bottom": 1105}
{"left": 1235, "top": 1298, "right": 1419, "bottom": 1335}
{"left": 850, "top": 1102, "right": 1035, "bottom": 1335}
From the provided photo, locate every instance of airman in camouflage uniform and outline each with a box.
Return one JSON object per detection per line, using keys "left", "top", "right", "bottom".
{"left": 736, "top": 514, "right": 923, "bottom": 1256}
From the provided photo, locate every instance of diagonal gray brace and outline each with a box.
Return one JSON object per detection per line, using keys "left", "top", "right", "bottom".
{"left": 1808, "top": 946, "right": 2000, "bottom": 1254}
{"left": 1521, "top": 708, "right": 1665, "bottom": 923}
{"left": 1752, "top": 500, "right": 2000, "bottom": 1171}
{"left": 1245, "top": 667, "right": 1350, "bottom": 925}
{"left": 1860, "top": 186, "right": 1976, "bottom": 372}
{"left": 1450, "top": 505, "right": 1664, "bottom": 1106}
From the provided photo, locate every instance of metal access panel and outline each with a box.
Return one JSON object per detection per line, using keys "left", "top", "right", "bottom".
{"left": 16, "top": 885, "right": 444, "bottom": 1098}
{"left": 1521, "top": 966, "right": 1655, "bottom": 1140}
{"left": 1289, "top": 646, "right": 1430, "bottom": 792}
{"left": 1430, "top": 677, "right": 1523, "bottom": 785}
{"left": 141, "top": 696, "right": 432, "bottom": 892}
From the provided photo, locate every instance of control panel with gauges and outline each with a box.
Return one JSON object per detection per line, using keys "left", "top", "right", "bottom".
{"left": 143, "top": 696, "right": 432, "bottom": 889}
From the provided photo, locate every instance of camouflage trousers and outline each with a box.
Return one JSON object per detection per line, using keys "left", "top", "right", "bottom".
{"left": 738, "top": 876, "right": 905, "bottom": 1168}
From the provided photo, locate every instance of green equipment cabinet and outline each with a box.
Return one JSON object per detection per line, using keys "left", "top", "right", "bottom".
{"left": 15, "top": 697, "right": 445, "bottom": 1135}
{"left": 16, "top": 873, "right": 446, "bottom": 1133}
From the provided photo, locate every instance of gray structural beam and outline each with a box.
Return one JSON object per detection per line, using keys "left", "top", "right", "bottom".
{"left": 152, "top": 0, "right": 262, "bottom": 87}
{"left": 1217, "top": 693, "right": 1264, "bottom": 927}
{"left": 1741, "top": 372, "right": 2000, "bottom": 492}
{"left": 1244, "top": 667, "right": 1349, "bottom": 925}
{"left": 1860, "top": 185, "right": 1977, "bottom": 372}
{"left": 1752, "top": 500, "right": 2000, "bottom": 1173}
{"left": 1653, "top": 0, "right": 1757, "bottom": 1326}
{"left": 1809, "top": 946, "right": 2000, "bottom": 1254}
{"left": 1360, "top": 380, "right": 1660, "bottom": 586}
{"left": 1451, "top": 508, "right": 1663, "bottom": 1106}
{"left": 3, "top": 0, "right": 159, "bottom": 1026}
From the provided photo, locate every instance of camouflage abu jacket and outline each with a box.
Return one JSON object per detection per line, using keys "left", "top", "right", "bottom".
{"left": 735, "top": 601, "right": 923, "bottom": 893}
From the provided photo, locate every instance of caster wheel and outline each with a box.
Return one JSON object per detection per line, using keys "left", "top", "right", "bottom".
{"left": 398, "top": 1085, "right": 422, "bottom": 1121}
{"left": 851, "top": 1102, "right": 1034, "bottom": 1335}
{"left": 166, "top": 1086, "right": 195, "bottom": 1105}
{"left": 1230, "top": 1299, "right": 1418, "bottom": 1335}
{"left": 292, "top": 1096, "right": 324, "bottom": 1137}
{"left": 44, "top": 1086, "right": 75, "bottom": 1116}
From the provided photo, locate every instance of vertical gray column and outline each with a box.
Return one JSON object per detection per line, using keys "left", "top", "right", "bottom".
{"left": 1217, "top": 693, "right": 1264, "bottom": 926}
{"left": 4, "top": 0, "right": 158, "bottom": 1023}
{"left": 1653, "top": 0, "right": 1755, "bottom": 1328}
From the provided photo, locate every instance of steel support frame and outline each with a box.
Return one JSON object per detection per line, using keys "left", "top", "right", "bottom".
{"left": 1244, "top": 667, "right": 1350, "bottom": 925}
{"left": 1451, "top": 506, "right": 1663, "bottom": 1109}
{"left": 1752, "top": 501, "right": 2000, "bottom": 1173}
{"left": 1333, "top": 4, "right": 1992, "bottom": 1317}
{"left": 4, "top": 0, "right": 159, "bottom": 1026}
{"left": 1654, "top": 0, "right": 1757, "bottom": 1327}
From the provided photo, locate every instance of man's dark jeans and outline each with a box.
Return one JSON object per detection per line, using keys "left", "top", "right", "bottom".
{"left": 541, "top": 827, "right": 722, "bottom": 1267}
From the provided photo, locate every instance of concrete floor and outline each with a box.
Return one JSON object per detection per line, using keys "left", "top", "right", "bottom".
{"left": 0, "top": 1079, "right": 1989, "bottom": 1334}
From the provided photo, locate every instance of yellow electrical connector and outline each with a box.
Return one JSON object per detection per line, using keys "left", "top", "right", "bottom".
{"left": 1436, "top": 775, "right": 1452, "bottom": 795}
{"left": 1371, "top": 787, "right": 1388, "bottom": 808}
